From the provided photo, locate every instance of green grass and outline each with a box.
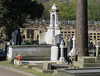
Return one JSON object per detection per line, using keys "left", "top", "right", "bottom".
{"left": 0, "top": 61, "right": 55, "bottom": 76}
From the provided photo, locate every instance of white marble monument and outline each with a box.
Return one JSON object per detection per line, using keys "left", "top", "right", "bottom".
{"left": 39, "top": 4, "right": 61, "bottom": 45}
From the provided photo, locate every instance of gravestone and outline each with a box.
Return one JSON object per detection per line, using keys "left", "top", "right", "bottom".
{"left": 14, "top": 29, "right": 21, "bottom": 45}
{"left": 59, "top": 40, "right": 65, "bottom": 62}
{"left": 39, "top": 4, "right": 61, "bottom": 45}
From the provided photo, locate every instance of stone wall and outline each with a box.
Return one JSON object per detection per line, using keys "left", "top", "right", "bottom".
{"left": 7, "top": 45, "right": 51, "bottom": 63}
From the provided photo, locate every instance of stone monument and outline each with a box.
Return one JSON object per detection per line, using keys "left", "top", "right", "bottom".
{"left": 39, "top": 4, "right": 61, "bottom": 45}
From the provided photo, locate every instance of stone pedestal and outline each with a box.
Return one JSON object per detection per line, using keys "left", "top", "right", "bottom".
{"left": 51, "top": 46, "right": 58, "bottom": 62}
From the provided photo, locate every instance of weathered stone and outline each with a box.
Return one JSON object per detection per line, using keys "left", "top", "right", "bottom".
{"left": 57, "top": 68, "right": 100, "bottom": 76}
{"left": 73, "top": 57, "right": 99, "bottom": 68}
{"left": 43, "top": 63, "right": 52, "bottom": 70}
{"left": 14, "top": 59, "right": 22, "bottom": 66}
{"left": 7, "top": 45, "right": 51, "bottom": 63}
{"left": 78, "top": 57, "right": 96, "bottom": 63}
{"left": 51, "top": 46, "right": 58, "bottom": 61}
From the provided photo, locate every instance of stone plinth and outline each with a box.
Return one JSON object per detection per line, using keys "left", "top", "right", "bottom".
{"left": 73, "top": 57, "right": 99, "bottom": 68}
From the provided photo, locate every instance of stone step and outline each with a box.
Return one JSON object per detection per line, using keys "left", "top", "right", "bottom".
{"left": 78, "top": 57, "right": 96, "bottom": 63}
{"left": 74, "top": 61, "right": 99, "bottom": 68}
{"left": 57, "top": 69, "right": 100, "bottom": 76}
{"left": 32, "top": 67, "right": 54, "bottom": 74}
{"left": 52, "top": 64, "right": 69, "bottom": 69}
{"left": 83, "top": 63, "right": 99, "bottom": 68}
{"left": 32, "top": 67, "right": 43, "bottom": 72}
{"left": 23, "top": 64, "right": 43, "bottom": 69}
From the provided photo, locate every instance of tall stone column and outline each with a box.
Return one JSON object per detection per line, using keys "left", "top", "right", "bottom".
{"left": 50, "top": 12, "right": 53, "bottom": 27}
{"left": 55, "top": 12, "right": 58, "bottom": 27}
{"left": 76, "top": 0, "right": 88, "bottom": 56}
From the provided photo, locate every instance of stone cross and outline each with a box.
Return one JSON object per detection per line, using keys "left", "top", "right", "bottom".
{"left": 59, "top": 40, "right": 65, "bottom": 62}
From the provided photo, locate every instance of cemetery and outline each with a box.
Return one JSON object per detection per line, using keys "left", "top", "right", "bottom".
{"left": 4, "top": 4, "right": 100, "bottom": 76}
{"left": 0, "top": 0, "right": 100, "bottom": 76}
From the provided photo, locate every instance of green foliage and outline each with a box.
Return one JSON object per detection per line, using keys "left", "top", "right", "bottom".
{"left": 88, "top": 0, "right": 100, "bottom": 20}
{"left": 58, "top": 1, "right": 76, "bottom": 20}
{"left": 0, "top": 0, "right": 44, "bottom": 41}
{"left": 41, "top": 1, "right": 77, "bottom": 20}
{"left": 42, "top": 0, "right": 100, "bottom": 21}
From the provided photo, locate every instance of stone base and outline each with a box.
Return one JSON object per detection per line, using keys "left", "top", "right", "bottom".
{"left": 57, "top": 61, "right": 66, "bottom": 64}
{"left": 73, "top": 57, "right": 99, "bottom": 68}
{"left": 74, "top": 61, "right": 99, "bottom": 68}
{"left": 7, "top": 57, "right": 14, "bottom": 64}
{"left": 57, "top": 68, "right": 100, "bottom": 76}
{"left": 59, "top": 57, "right": 65, "bottom": 62}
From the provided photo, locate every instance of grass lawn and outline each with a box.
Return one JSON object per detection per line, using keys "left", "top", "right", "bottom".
{"left": 0, "top": 61, "right": 55, "bottom": 76}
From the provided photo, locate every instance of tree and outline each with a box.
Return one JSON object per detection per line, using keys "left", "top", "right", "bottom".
{"left": 76, "top": 0, "right": 88, "bottom": 56}
{"left": 58, "top": 1, "right": 76, "bottom": 20}
{"left": 88, "top": 0, "right": 100, "bottom": 20}
{"left": 0, "top": 0, "right": 44, "bottom": 41}
{"left": 41, "top": 1, "right": 77, "bottom": 20}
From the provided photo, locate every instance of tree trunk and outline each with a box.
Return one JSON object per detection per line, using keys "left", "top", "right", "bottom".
{"left": 76, "top": 0, "right": 88, "bottom": 56}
